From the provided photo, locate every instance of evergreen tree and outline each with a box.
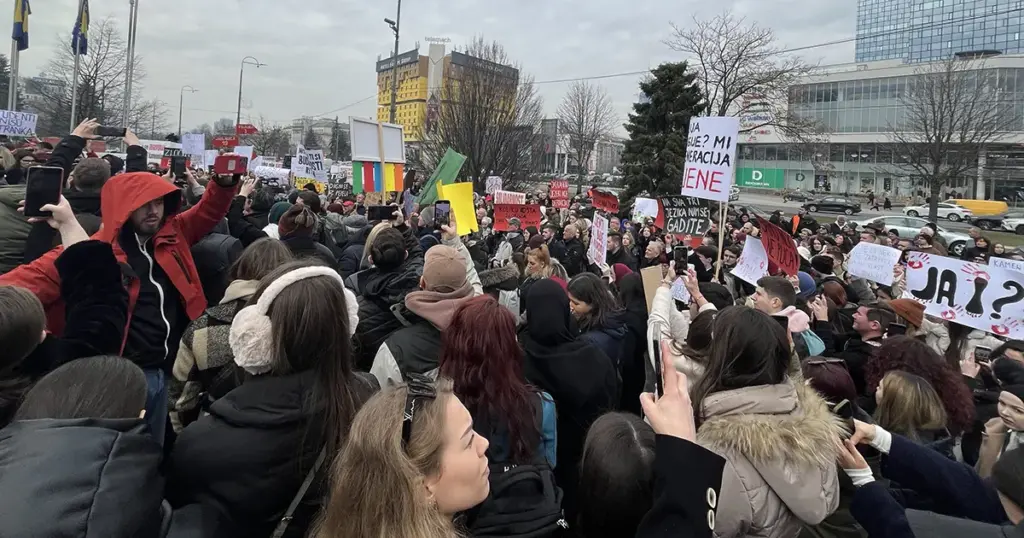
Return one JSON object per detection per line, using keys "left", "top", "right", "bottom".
{"left": 328, "top": 118, "right": 351, "bottom": 160}
{"left": 620, "top": 62, "right": 706, "bottom": 209}
{"left": 303, "top": 126, "right": 322, "bottom": 149}
{"left": 0, "top": 54, "right": 19, "bottom": 110}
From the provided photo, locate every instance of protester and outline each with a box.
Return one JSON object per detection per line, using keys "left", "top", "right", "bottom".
{"left": 561, "top": 223, "right": 587, "bottom": 277}
{"left": 976, "top": 385, "right": 1024, "bottom": 478}
{"left": 873, "top": 370, "right": 949, "bottom": 443}
{"left": 828, "top": 304, "right": 896, "bottom": 395}
{"left": 605, "top": 231, "right": 637, "bottom": 272}
{"left": 277, "top": 204, "right": 337, "bottom": 268}
{"left": 262, "top": 201, "right": 291, "bottom": 240}
{"left": 888, "top": 298, "right": 951, "bottom": 355}
{"left": 753, "top": 276, "right": 830, "bottom": 358}
{"left": 519, "top": 244, "right": 555, "bottom": 314}
{"left": 617, "top": 273, "right": 650, "bottom": 415}
{"left": 568, "top": 273, "right": 628, "bottom": 368}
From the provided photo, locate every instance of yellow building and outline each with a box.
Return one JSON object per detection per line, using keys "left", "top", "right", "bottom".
{"left": 376, "top": 49, "right": 428, "bottom": 142}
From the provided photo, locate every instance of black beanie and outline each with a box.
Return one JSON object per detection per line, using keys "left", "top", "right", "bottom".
{"left": 102, "top": 154, "right": 124, "bottom": 175}
{"left": 992, "top": 446, "right": 1024, "bottom": 510}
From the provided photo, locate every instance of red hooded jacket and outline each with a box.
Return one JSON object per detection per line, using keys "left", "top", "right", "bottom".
{"left": 0, "top": 172, "right": 238, "bottom": 338}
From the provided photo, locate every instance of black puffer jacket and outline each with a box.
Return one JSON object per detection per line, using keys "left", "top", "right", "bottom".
{"left": 338, "top": 224, "right": 372, "bottom": 277}
{"left": 0, "top": 418, "right": 168, "bottom": 538}
{"left": 352, "top": 224, "right": 424, "bottom": 370}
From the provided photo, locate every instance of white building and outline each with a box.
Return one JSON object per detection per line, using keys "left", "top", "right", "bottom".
{"left": 287, "top": 117, "right": 348, "bottom": 149}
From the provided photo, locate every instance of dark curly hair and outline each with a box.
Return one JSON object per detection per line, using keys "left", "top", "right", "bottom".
{"left": 866, "top": 336, "right": 974, "bottom": 434}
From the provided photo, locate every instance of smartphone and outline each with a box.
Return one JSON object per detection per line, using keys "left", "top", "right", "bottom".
{"left": 772, "top": 315, "right": 790, "bottom": 331}
{"left": 652, "top": 339, "right": 667, "bottom": 398}
{"left": 213, "top": 155, "right": 248, "bottom": 175}
{"left": 887, "top": 322, "right": 908, "bottom": 337}
{"left": 975, "top": 346, "right": 993, "bottom": 362}
{"left": 171, "top": 155, "right": 187, "bottom": 178}
{"left": 673, "top": 246, "right": 688, "bottom": 266}
{"left": 434, "top": 200, "right": 452, "bottom": 229}
{"left": 23, "top": 166, "right": 64, "bottom": 217}
{"left": 95, "top": 126, "right": 127, "bottom": 137}
{"left": 832, "top": 399, "right": 855, "bottom": 439}
{"left": 366, "top": 205, "right": 394, "bottom": 222}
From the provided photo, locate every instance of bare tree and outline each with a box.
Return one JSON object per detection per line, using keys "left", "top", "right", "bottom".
{"left": 213, "top": 118, "right": 236, "bottom": 135}
{"left": 242, "top": 115, "right": 290, "bottom": 157}
{"left": 31, "top": 17, "right": 159, "bottom": 137}
{"left": 187, "top": 123, "right": 215, "bottom": 149}
{"left": 557, "top": 81, "right": 617, "bottom": 189}
{"left": 134, "top": 99, "right": 173, "bottom": 140}
{"left": 888, "top": 57, "right": 1011, "bottom": 222}
{"left": 416, "top": 37, "right": 544, "bottom": 192}
{"left": 665, "top": 12, "right": 819, "bottom": 140}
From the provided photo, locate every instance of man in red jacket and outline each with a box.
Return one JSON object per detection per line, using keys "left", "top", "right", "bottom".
{"left": 0, "top": 168, "right": 239, "bottom": 442}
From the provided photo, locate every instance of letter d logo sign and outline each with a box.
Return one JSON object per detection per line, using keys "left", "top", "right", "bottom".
{"left": 752, "top": 170, "right": 763, "bottom": 181}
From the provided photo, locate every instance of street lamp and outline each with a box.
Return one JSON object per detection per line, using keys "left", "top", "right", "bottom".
{"left": 385, "top": 0, "right": 402, "bottom": 123}
{"left": 236, "top": 56, "right": 265, "bottom": 129}
{"left": 178, "top": 85, "right": 198, "bottom": 139}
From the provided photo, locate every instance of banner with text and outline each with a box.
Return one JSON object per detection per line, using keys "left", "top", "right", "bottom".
{"left": 306, "top": 149, "right": 327, "bottom": 181}
{"left": 755, "top": 216, "right": 799, "bottom": 276}
{"left": 589, "top": 213, "right": 608, "bottom": 267}
{"left": 493, "top": 204, "right": 541, "bottom": 232}
{"left": 660, "top": 196, "right": 712, "bottom": 236}
{"left": 181, "top": 133, "right": 205, "bottom": 156}
{"left": 494, "top": 190, "right": 527, "bottom": 205}
{"left": 681, "top": 116, "right": 738, "bottom": 203}
{"left": 904, "top": 252, "right": 1024, "bottom": 339}
{"left": 0, "top": 110, "right": 37, "bottom": 136}
{"left": 991, "top": 257, "right": 1024, "bottom": 275}
{"left": 848, "top": 242, "right": 903, "bottom": 285}
{"left": 632, "top": 197, "right": 659, "bottom": 222}
{"left": 730, "top": 237, "right": 769, "bottom": 286}
{"left": 550, "top": 179, "right": 570, "bottom": 209}
{"left": 590, "top": 189, "right": 619, "bottom": 213}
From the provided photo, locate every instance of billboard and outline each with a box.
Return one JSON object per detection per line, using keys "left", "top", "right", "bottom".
{"left": 736, "top": 167, "right": 785, "bottom": 189}
{"left": 376, "top": 49, "right": 420, "bottom": 73}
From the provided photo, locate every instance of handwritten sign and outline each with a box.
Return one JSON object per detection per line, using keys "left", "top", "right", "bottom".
{"left": 550, "top": 179, "right": 570, "bottom": 209}
{"left": 848, "top": 242, "right": 903, "bottom": 285}
{"left": 756, "top": 216, "right": 799, "bottom": 276}
{"left": 670, "top": 277, "right": 691, "bottom": 303}
{"left": 681, "top": 116, "right": 738, "bottom": 203}
{"left": 292, "top": 144, "right": 312, "bottom": 178}
{"left": 589, "top": 212, "right": 608, "bottom": 267}
{"left": 485, "top": 176, "right": 503, "bottom": 194}
{"left": 306, "top": 149, "right": 327, "bottom": 181}
{"left": 590, "top": 189, "right": 619, "bottom": 213}
{"left": 181, "top": 133, "right": 205, "bottom": 156}
{"left": 991, "top": 257, "right": 1024, "bottom": 274}
{"left": 731, "top": 237, "right": 769, "bottom": 286}
{"left": 660, "top": 196, "right": 711, "bottom": 236}
{"left": 633, "top": 197, "right": 659, "bottom": 222}
{"left": 493, "top": 204, "right": 541, "bottom": 232}
{"left": 904, "top": 252, "right": 1024, "bottom": 339}
{"left": 0, "top": 110, "right": 37, "bottom": 136}
{"left": 494, "top": 190, "right": 526, "bottom": 205}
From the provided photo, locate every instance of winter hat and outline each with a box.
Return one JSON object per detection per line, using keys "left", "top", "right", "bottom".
{"left": 798, "top": 246, "right": 812, "bottom": 262}
{"left": 269, "top": 201, "right": 291, "bottom": 225}
{"left": 342, "top": 214, "right": 368, "bottom": 235}
{"left": 479, "top": 262, "right": 520, "bottom": 292}
{"left": 888, "top": 299, "right": 925, "bottom": 329}
{"left": 327, "top": 202, "right": 345, "bottom": 214}
{"left": 811, "top": 255, "right": 835, "bottom": 275}
{"left": 229, "top": 267, "right": 358, "bottom": 375}
{"left": 422, "top": 245, "right": 468, "bottom": 293}
{"left": 102, "top": 154, "right": 125, "bottom": 175}
{"left": 992, "top": 446, "right": 1024, "bottom": 509}
{"left": 278, "top": 205, "right": 316, "bottom": 238}
{"left": 612, "top": 263, "right": 633, "bottom": 283}
{"left": 797, "top": 271, "right": 817, "bottom": 299}
{"left": 528, "top": 235, "right": 545, "bottom": 250}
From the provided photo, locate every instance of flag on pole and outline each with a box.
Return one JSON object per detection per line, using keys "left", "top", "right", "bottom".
{"left": 12, "top": 0, "right": 31, "bottom": 51}
{"left": 72, "top": 0, "right": 89, "bottom": 55}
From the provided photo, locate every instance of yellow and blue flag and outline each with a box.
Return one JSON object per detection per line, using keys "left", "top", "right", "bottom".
{"left": 12, "top": 0, "right": 30, "bottom": 52}
{"left": 72, "top": 0, "right": 89, "bottom": 55}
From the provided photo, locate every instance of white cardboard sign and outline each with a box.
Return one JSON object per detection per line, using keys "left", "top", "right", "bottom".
{"left": 632, "top": 197, "right": 659, "bottom": 222}
{"left": 494, "top": 190, "right": 526, "bottom": 205}
{"left": 588, "top": 213, "right": 608, "bottom": 267}
{"left": 730, "top": 237, "right": 769, "bottom": 286}
{"left": 306, "top": 149, "right": 327, "bottom": 181}
{"left": 681, "top": 116, "right": 738, "bottom": 203}
{"left": 485, "top": 176, "right": 503, "bottom": 194}
{"left": 0, "top": 110, "right": 37, "bottom": 136}
{"left": 848, "top": 242, "right": 903, "bottom": 285}
{"left": 181, "top": 133, "right": 205, "bottom": 157}
{"left": 991, "top": 257, "right": 1024, "bottom": 275}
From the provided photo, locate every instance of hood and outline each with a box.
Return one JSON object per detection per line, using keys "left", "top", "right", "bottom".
{"left": 523, "top": 278, "right": 578, "bottom": 346}
{"left": 209, "top": 370, "right": 318, "bottom": 427}
{"left": 220, "top": 279, "right": 259, "bottom": 305}
{"left": 96, "top": 172, "right": 181, "bottom": 242}
{"left": 778, "top": 305, "right": 811, "bottom": 333}
{"left": 478, "top": 262, "right": 520, "bottom": 291}
{"left": 360, "top": 260, "right": 423, "bottom": 303}
{"left": 0, "top": 418, "right": 165, "bottom": 538}
{"left": 0, "top": 184, "right": 26, "bottom": 208}
{"left": 342, "top": 213, "right": 368, "bottom": 233}
{"left": 404, "top": 281, "right": 475, "bottom": 330}
{"left": 698, "top": 379, "right": 844, "bottom": 524}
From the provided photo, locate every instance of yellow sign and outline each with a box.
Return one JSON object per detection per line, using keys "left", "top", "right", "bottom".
{"left": 294, "top": 177, "right": 326, "bottom": 194}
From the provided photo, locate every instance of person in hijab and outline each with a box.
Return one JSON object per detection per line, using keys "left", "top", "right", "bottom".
{"left": 519, "top": 278, "right": 618, "bottom": 525}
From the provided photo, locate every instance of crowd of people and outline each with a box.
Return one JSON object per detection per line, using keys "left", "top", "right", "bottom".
{"left": 0, "top": 119, "right": 1022, "bottom": 537}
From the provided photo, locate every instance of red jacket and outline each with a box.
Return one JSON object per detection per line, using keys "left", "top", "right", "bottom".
{"left": 0, "top": 172, "right": 238, "bottom": 337}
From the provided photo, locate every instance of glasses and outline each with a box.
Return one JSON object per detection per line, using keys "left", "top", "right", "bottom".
{"left": 401, "top": 374, "right": 437, "bottom": 451}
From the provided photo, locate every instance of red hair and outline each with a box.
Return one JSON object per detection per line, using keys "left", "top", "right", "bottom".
{"left": 439, "top": 295, "right": 540, "bottom": 464}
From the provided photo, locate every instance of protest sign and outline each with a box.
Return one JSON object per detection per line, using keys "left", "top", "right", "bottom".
{"left": 494, "top": 190, "right": 527, "bottom": 205}
{"left": 438, "top": 182, "right": 479, "bottom": 236}
{"left": 755, "top": 216, "right": 799, "bottom": 276}
{"left": 159, "top": 147, "right": 191, "bottom": 169}
{"left": 212, "top": 135, "right": 238, "bottom": 148}
{"left": 730, "top": 237, "right": 769, "bottom": 286}
{"left": 306, "top": 149, "right": 327, "bottom": 181}
{"left": 485, "top": 176, "right": 503, "bottom": 194}
{"left": 641, "top": 266, "right": 663, "bottom": 313}
{"left": 991, "top": 257, "right": 1024, "bottom": 275}
{"left": 660, "top": 196, "right": 712, "bottom": 236}
{"left": 588, "top": 213, "right": 608, "bottom": 266}
{"left": 550, "top": 179, "right": 570, "bottom": 209}
{"left": 670, "top": 278, "right": 691, "bottom": 303}
{"left": 418, "top": 148, "right": 465, "bottom": 205}
{"left": 294, "top": 177, "right": 326, "bottom": 193}
{"left": 590, "top": 189, "right": 619, "bottom": 213}
{"left": 681, "top": 116, "right": 738, "bottom": 203}
{"left": 632, "top": 197, "right": 659, "bottom": 222}
{"left": 235, "top": 123, "right": 258, "bottom": 135}
{"left": 292, "top": 144, "right": 311, "bottom": 178}
{"left": 233, "top": 146, "right": 256, "bottom": 171}
{"left": 253, "top": 166, "right": 290, "bottom": 181}
{"left": 181, "top": 133, "right": 205, "bottom": 156}
{"left": 0, "top": 110, "right": 37, "bottom": 136}
{"left": 904, "top": 252, "right": 1024, "bottom": 339}
{"left": 848, "top": 242, "right": 903, "bottom": 285}
{"left": 203, "top": 150, "right": 219, "bottom": 169}
{"left": 493, "top": 204, "right": 541, "bottom": 232}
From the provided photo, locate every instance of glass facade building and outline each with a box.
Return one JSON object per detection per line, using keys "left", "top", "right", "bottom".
{"left": 856, "top": 0, "right": 1024, "bottom": 63}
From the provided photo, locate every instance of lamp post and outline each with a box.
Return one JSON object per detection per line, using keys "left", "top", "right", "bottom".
{"left": 385, "top": 0, "right": 402, "bottom": 123}
{"left": 236, "top": 56, "right": 265, "bottom": 129}
{"left": 178, "top": 85, "right": 197, "bottom": 139}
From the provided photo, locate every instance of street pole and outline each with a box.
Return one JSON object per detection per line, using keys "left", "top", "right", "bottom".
{"left": 123, "top": 0, "right": 139, "bottom": 130}
{"left": 178, "top": 85, "right": 196, "bottom": 139}
{"left": 388, "top": 0, "right": 402, "bottom": 123}
{"left": 236, "top": 56, "right": 263, "bottom": 129}
{"left": 70, "top": 54, "right": 81, "bottom": 132}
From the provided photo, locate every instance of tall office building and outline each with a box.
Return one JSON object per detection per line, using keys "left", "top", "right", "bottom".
{"left": 856, "top": 0, "right": 1024, "bottom": 63}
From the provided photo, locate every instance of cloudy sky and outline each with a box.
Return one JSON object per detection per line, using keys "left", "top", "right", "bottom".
{"left": 7, "top": 0, "right": 857, "bottom": 134}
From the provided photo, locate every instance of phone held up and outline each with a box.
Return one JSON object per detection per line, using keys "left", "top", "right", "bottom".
{"left": 95, "top": 126, "right": 127, "bottom": 138}
{"left": 673, "top": 246, "right": 688, "bottom": 267}
{"left": 366, "top": 205, "right": 394, "bottom": 222}
{"left": 887, "top": 322, "right": 908, "bottom": 337}
{"left": 170, "top": 156, "right": 187, "bottom": 179}
{"left": 213, "top": 155, "right": 248, "bottom": 176}
{"left": 23, "top": 166, "right": 64, "bottom": 217}
{"left": 434, "top": 200, "right": 451, "bottom": 229}
{"left": 975, "top": 346, "right": 993, "bottom": 363}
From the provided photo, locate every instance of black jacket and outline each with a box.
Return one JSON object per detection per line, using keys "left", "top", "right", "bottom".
{"left": 0, "top": 418, "right": 168, "bottom": 538}
{"left": 827, "top": 336, "right": 882, "bottom": 397}
{"left": 619, "top": 303, "right": 648, "bottom": 415}
{"left": 243, "top": 209, "right": 270, "bottom": 230}
{"left": 167, "top": 370, "right": 377, "bottom": 538}
{"left": 190, "top": 226, "right": 243, "bottom": 306}
{"left": 352, "top": 224, "right": 424, "bottom": 370}
{"left": 281, "top": 234, "right": 337, "bottom": 269}
{"left": 338, "top": 225, "right": 371, "bottom": 277}
{"left": 636, "top": 435, "right": 725, "bottom": 538}
{"left": 606, "top": 247, "right": 637, "bottom": 272}
{"left": 226, "top": 196, "right": 269, "bottom": 248}
{"left": 546, "top": 237, "right": 567, "bottom": 263}
{"left": 562, "top": 237, "right": 587, "bottom": 277}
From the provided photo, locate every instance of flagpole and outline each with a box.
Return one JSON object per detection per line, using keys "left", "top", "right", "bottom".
{"left": 7, "top": 41, "right": 16, "bottom": 110}
{"left": 70, "top": 54, "right": 81, "bottom": 132}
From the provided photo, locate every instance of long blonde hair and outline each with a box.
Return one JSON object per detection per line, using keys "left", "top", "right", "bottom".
{"left": 874, "top": 370, "right": 948, "bottom": 442}
{"left": 314, "top": 379, "right": 460, "bottom": 538}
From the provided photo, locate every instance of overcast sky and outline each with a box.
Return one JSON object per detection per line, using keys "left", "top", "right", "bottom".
{"left": 7, "top": 0, "right": 857, "bottom": 134}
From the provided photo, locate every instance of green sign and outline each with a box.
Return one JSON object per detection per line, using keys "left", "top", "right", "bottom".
{"left": 736, "top": 167, "right": 785, "bottom": 189}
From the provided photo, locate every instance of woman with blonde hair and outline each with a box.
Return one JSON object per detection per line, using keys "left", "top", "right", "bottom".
{"left": 874, "top": 370, "right": 949, "bottom": 444}
{"left": 519, "top": 244, "right": 554, "bottom": 315}
{"left": 314, "top": 377, "right": 491, "bottom": 538}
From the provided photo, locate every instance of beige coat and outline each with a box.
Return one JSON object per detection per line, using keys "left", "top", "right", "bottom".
{"left": 697, "top": 379, "right": 843, "bottom": 538}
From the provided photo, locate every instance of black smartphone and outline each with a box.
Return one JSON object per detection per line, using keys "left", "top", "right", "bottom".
{"left": 96, "top": 126, "right": 127, "bottom": 137}
{"left": 832, "top": 399, "right": 855, "bottom": 439}
{"left": 887, "top": 322, "right": 908, "bottom": 337}
{"left": 23, "top": 166, "right": 64, "bottom": 217}
{"left": 366, "top": 205, "right": 394, "bottom": 222}
{"left": 171, "top": 156, "right": 187, "bottom": 178}
{"left": 673, "top": 246, "right": 688, "bottom": 267}
{"left": 434, "top": 200, "right": 451, "bottom": 229}
{"left": 975, "top": 346, "right": 993, "bottom": 362}
{"left": 772, "top": 315, "right": 790, "bottom": 330}
{"left": 652, "top": 340, "right": 664, "bottom": 399}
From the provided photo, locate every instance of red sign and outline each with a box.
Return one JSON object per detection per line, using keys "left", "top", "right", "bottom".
{"left": 235, "top": 123, "right": 258, "bottom": 135}
{"left": 590, "top": 189, "right": 619, "bottom": 213}
{"left": 493, "top": 204, "right": 542, "bottom": 232}
{"left": 212, "top": 135, "right": 238, "bottom": 148}
{"left": 552, "top": 199, "right": 570, "bottom": 210}
{"left": 756, "top": 216, "right": 799, "bottom": 276}
{"left": 549, "top": 179, "right": 570, "bottom": 202}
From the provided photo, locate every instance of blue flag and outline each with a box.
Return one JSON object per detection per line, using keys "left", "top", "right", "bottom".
{"left": 72, "top": 0, "right": 89, "bottom": 55}
{"left": 12, "top": 0, "right": 30, "bottom": 52}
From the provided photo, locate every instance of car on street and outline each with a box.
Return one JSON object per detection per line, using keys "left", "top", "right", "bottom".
{"left": 853, "top": 215, "right": 973, "bottom": 256}
{"left": 972, "top": 211, "right": 1024, "bottom": 231}
{"left": 1003, "top": 215, "right": 1024, "bottom": 235}
{"left": 802, "top": 197, "right": 862, "bottom": 215}
{"left": 783, "top": 190, "right": 814, "bottom": 202}
{"left": 903, "top": 202, "right": 973, "bottom": 222}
